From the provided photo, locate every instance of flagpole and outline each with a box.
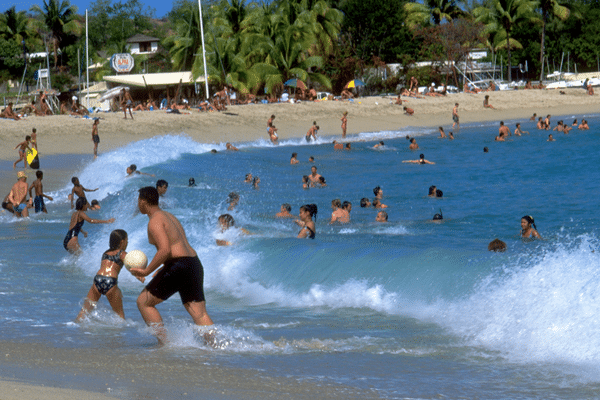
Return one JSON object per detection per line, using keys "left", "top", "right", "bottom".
{"left": 198, "top": 0, "right": 209, "bottom": 99}
{"left": 86, "top": 9, "right": 90, "bottom": 108}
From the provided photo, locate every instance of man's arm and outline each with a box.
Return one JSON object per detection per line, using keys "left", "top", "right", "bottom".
{"left": 132, "top": 218, "right": 171, "bottom": 277}
{"left": 28, "top": 182, "right": 35, "bottom": 198}
{"left": 82, "top": 186, "right": 99, "bottom": 192}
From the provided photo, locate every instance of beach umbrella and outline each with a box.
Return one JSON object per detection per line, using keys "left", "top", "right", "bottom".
{"left": 284, "top": 78, "right": 307, "bottom": 90}
{"left": 345, "top": 79, "right": 366, "bottom": 89}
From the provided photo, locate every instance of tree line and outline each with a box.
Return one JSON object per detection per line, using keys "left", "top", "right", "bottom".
{"left": 1, "top": 0, "right": 599, "bottom": 95}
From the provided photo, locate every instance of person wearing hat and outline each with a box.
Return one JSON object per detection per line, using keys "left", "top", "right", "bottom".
{"left": 8, "top": 171, "right": 30, "bottom": 217}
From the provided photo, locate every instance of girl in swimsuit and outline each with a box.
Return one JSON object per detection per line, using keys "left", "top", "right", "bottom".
{"left": 64, "top": 198, "right": 115, "bottom": 253}
{"left": 521, "top": 215, "right": 541, "bottom": 239}
{"left": 295, "top": 204, "right": 318, "bottom": 239}
{"left": 75, "top": 230, "right": 141, "bottom": 321}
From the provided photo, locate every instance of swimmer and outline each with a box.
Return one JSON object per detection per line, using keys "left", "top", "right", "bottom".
{"left": 290, "top": 153, "right": 299, "bottom": 164}
{"left": 514, "top": 123, "right": 528, "bottom": 136}
{"left": 529, "top": 113, "right": 537, "bottom": 121}
{"left": 373, "top": 199, "right": 387, "bottom": 209}
{"left": 438, "top": 127, "right": 446, "bottom": 139}
{"left": 252, "top": 176, "right": 260, "bottom": 189}
{"left": 64, "top": 198, "right": 115, "bottom": 253}
{"left": 276, "top": 203, "right": 294, "bottom": 218}
{"left": 89, "top": 199, "right": 101, "bottom": 210}
{"left": 216, "top": 213, "right": 249, "bottom": 246}
{"left": 578, "top": 119, "right": 589, "bottom": 130}
{"left": 269, "top": 125, "right": 279, "bottom": 144}
{"left": 360, "top": 198, "right": 371, "bottom": 208}
{"left": 8, "top": 171, "right": 30, "bottom": 217}
{"left": 308, "top": 156, "right": 314, "bottom": 163}
{"left": 428, "top": 185, "right": 437, "bottom": 198}
{"left": 488, "top": 238, "right": 506, "bottom": 252}
{"left": 295, "top": 204, "right": 317, "bottom": 239}
{"left": 227, "top": 192, "right": 239, "bottom": 210}
{"left": 432, "top": 210, "right": 443, "bottom": 221}
{"left": 342, "top": 201, "right": 352, "bottom": 214}
{"left": 375, "top": 210, "right": 388, "bottom": 222}
{"left": 403, "top": 154, "right": 435, "bottom": 164}
{"left": 373, "top": 141, "right": 385, "bottom": 148}
{"left": 483, "top": 147, "right": 489, "bottom": 153}
{"left": 70, "top": 177, "right": 98, "bottom": 209}
{"left": 373, "top": 186, "right": 383, "bottom": 199}
{"left": 547, "top": 134, "right": 555, "bottom": 142}
{"left": 318, "top": 176, "right": 327, "bottom": 187}
{"left": 345, "top": 143, "right": 351, "bottom": 150}
{"left": 244, "top": 173, "right": 252, "bottom": 183}
{"left": 156, "top": 180, "right": 168, "bottom": 196}
{"left": 537, "top": 117, "right": 544, "bottom": 130}
{"left": 29, "top": 170, "right": 53, "bottom": 213}
{"left": 189, "top": 177, "right": 197, "bottom": 187}
{"left": 333, "top": 140, "right": 344, "bottom": 150}
{"left": 306, "top": 122, "right": 319, "bottom": 142}
{"left": 302, "top": 175, "right": 309, "bottom": 189}
{"left": 495, "top": 132, "right": 505, "bottom": 141}
{"left": 448, "top": 131, "right": 454, "bottom": 140}
{"left": 308, "top": 166, "right": 322, "bottom": 187}
{"left": 126, "top": 164, "right": 155, "bottom": 178}
{"left": 226, "top": 142, "right": 239, "bottom": 151}
{"left": 498, "top": 121, "right": 510, "bottom": 137}
{"left": 409, "top": 138, "right": 419, "bottom": 150}
{"left": 75, "top": 229, "right": 142, "bottom": 321}
{"left": 572, "top": 119, "right": 578, "bottom": 126}
{"left": 521, "top": 215, "right": 541, "bottom": 239}
{"left": 329, "top": 199, "right": 349, "bottom": 224}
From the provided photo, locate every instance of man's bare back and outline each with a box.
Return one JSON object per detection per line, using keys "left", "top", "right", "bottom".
{"left": 147, "top": 210, "right": 197, "bottom": 260}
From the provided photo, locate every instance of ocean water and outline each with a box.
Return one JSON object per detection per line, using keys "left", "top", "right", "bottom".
{"left": 1, "top": 114, "right": 600, "bottom": 398}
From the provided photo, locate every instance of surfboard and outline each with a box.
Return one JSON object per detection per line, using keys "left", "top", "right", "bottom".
{"left": 27, "top": 148, "right": 40, "bottom": 169}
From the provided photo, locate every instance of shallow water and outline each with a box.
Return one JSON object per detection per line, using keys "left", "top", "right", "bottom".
{"left": 1, "top": 114, "right": 600, "bottom": 398}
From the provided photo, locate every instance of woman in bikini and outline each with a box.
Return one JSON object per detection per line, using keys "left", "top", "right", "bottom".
{"left": 295, "top": 204, "right": 318, "bottom": 239}
{"left": 75, "top": 229, "right": 140, "bottom": 321}
{"left": 64, "top": 197, "right": 115, "bottom": 253}
{"left": 521, "top": 215, "right": 541, "bottom": 239}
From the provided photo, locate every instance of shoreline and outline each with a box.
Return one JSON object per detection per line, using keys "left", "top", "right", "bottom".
{"left": 1, "top": 88, "right": 598, "bottom": 161}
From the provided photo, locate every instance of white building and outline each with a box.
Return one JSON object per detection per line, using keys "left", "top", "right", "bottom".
{"left": 126, "top": 34, "right": 160, "bottom": 55}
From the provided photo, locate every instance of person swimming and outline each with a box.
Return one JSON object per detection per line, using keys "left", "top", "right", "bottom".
{"left": 521, "top": 215, "right": 541, "bottom": 239}
{"left": 295, "top": 204, "right": 317, "bottom": 239}
{"left": 432, "top": 209, "right": 443, "bottom": 221}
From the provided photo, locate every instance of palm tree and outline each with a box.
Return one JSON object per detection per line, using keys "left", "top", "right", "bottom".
{"left": 0, "top": 6, "right": 40, "bottom": 48}
{"left": 404, "top": 0, "right": 465, "bottom": 28}
{"left": 538, "top": 0, "right": 570, "bottom": 81}
{"left": 474, "top": 0, "right": 536, "bottom": 81}
{"left": 30, "top": 0, "right": 81, "bottom": 67}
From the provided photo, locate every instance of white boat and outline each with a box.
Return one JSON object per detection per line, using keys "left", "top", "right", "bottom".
{"left": 97, "top": 86, "right": 129, "bottom": 102}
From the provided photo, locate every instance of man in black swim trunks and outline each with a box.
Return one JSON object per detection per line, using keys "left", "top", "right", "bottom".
{"left": 130, "top": 186, "right": 214, "bottom": 344}
{"left": 91, "top": 119, "right": 100, "bottom": 159}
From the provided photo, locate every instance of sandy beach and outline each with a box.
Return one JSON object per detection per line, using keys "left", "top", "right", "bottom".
{"left": 0, "top": 88, "right": 598, "bottom": 399}
{"left": 1, "top": 88, "right": 598, "bottom": 161}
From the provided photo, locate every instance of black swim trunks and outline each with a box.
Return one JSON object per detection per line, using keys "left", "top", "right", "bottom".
{"left": 93, "top": 134, "right": 100, "bottom": 144}
{"left": 145, "top": 256, "right": 206, "bottom": 304}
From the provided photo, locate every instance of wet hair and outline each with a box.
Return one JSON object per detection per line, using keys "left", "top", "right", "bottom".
{"left": 71, "top": 176, "right": 79, "bottom": 184}
{"left": 302, "top": 175, "right": 309, "bottom": 183}
{"left": 378, "top": 211, "right": 388, "bottom": 221}
{"left": 436, "top": 189, "right": 443, "bottom": 197}
{"left": 319, "top": 176, "right": 326, "bottom": 184}
{"left": 429, "top": 185, "right": 436, "bottom": 195}
{"left": 75, "top": 197, "right": 88, "bottom": 210}
{"left": 228, "top": 192, "right": 239, "bottom": 202}
{"left": 91, "top": 199, "right": 100, "bottom": 207}
{"left": 219, "top": 213, "right": 235, "bottom": 228}
{"left": 138, "top": 186, "right": 159, "bottom": 206}
{"left": 419, "top": 154, "right": 425, "bottom": 159}
{"left": 483, "top": 147, "right": 489, "bottom": 153}
{"left": 189, "top": 177, "right": 196, "bottom": 186}
{"left": 410, "top": 138, "right": 416, "bottom": 143}
{"left": 311, "top": 165, "right": 317, "bottom": 170}
{"left": 313, "top": 121, "right": 317, "bottom": 125}
{"left": 373, "top": 186, "right": 382, "bottom": 196}
{"left": 156, "top": 179, "right": 168, "bottom": 188}
{"left": 522, "top": 215, "right": 537, "bottom": 230}
{"left": 282, "top": 203, "right": 291, "bottom": 212}
{"left": 106, "top": 229, "right": 127, "bottom": 253}
{"left": 488, "top": 238, "right": 506, "bottom": 252}
{"left": 342, "top": 201, "right": 351, "bottom": 210}
{"left": 332, "top": 199, "right": 342, "bottom": 208}
{"left": 309, "top": 156, "right": 314, "bottom": 161}
{"left": 291, "top": 152, "right": 297, "bottom": 158}
{"left": 360, "top": 198, "right": 370, "bottom": 207}
{"left": 373, "top": 199, "right": 381, "bottom": 207}
{"left": 439, "top": 127, "right": 444, "bottom": 131}
{"left": 128, "top": 164, "right": 137, "bottom": 173}
{"left": 32, "top": 128, "right": 36, "bottom": 133}
{"left": 26, "top": 135, "right": 31, "bottom": 141}
{"left": 379, "top": 141, "right": 384, "bottom": 145}
{"left": 36, "top": 170, "right": 43, "bottom": 178}
{"left": 433, "top": 209, "right": 443, "bottom": 220}
{"left": 211, "top": 149, "right": 218, "bottom": 153}
{"left": 300, "top": 203, "right": 318, "bottom": 220}
{"left": 271, "top": 114, "right": 275, "bottom": 119}
{"left": 245, "top": 173, "right": 252, "bottom": 180}
{"left": 252, "top": 176, "right": 259, "bottom": 186}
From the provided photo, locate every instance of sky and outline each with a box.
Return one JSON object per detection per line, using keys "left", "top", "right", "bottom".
{"left": 6, "top": 0, "right": 175, "bottom": 19}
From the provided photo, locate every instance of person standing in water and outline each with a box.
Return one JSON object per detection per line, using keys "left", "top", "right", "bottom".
{"left": 341, "top": 111, "right": 348, "bottom": 138}
{"left": 295, "top": 204, "right": 317, "bottom": 239}
{"left": 64, "top": 198, "right": 115, "bottom": 253}
{"left": 521, "top": 215, "right": 541, "bottom": 239}
{"left": 130, "top": 187, "right": 214, "bottom": 344}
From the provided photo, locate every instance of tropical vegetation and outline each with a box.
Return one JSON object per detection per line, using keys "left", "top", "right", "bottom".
{"left": 1, "top": 0, "right": 599, "bottom": 94}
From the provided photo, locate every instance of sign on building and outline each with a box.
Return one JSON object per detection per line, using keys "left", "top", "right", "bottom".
{"left": 110, "top": 53, "right": 134, "bottom": 73}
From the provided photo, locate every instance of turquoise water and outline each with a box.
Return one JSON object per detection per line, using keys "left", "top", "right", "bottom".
{"left": 1, "top": 114, "right": 600, "bottom": 398}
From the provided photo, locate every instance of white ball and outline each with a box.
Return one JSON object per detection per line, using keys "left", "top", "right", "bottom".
{"left": 124, "top": 250, "right": 148, "bottom": 271}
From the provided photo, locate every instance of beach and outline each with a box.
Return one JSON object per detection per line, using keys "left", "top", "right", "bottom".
{"left": 1, "top": 88, "right": 598, "bottom": 160}
{"left": 1, "top": 88, "right": 599, "bottom": 400}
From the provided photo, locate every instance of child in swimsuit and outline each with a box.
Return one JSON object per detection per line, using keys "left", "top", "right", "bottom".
{"left": 75, "top": 229, "right": 141, "bottom": 321}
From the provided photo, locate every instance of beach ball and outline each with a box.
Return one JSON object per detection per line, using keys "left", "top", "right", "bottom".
{"left": 124, "top": 250, "right": 148, "bottom": 271}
